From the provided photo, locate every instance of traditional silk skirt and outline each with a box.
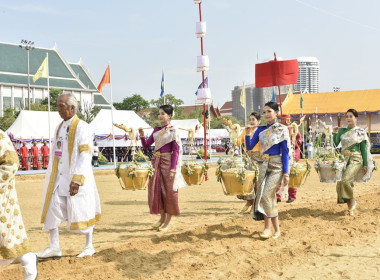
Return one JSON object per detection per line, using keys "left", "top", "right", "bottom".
{"left": 148, "top": 154, "right": 180, "bottom": 216}
{"left": 253, "top": 157, "right": 283, "bottom": 221}
{"left": 336, "top": 152, "right": 363, "bottom": 204}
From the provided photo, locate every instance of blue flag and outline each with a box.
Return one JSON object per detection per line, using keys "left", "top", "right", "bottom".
{"left": 160, "top": 71, "right": 165, "bottom": 97}
{"left": 271, "top": 87, "right": 276, "bottom": 102}
{"left": 195, "top": 77, "right": 208, "bottom": 95}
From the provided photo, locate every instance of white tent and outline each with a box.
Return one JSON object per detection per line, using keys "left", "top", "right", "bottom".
{"left": 89, "top": 109, "right": 152, "bottom": 147}
{"left": 171, "top": 119, "right": 201, "bottom": 139}
{"left": 6, "top": 110, "right": 62, "bottom": 148}
{"left": 209, "top": 129, "right": 229, "bottom": 138}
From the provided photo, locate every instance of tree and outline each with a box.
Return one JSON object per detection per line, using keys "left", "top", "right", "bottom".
{"left": 210, "top": 115, "right": 242, "bottom": 129}
{"left": 150, "top": 94, "right": 184, "bottom": 108}
{"left": 41, "top": 88, "right": 62, "bottom": 111}
{"left": 149, "top": 94, "right": 184, "bottom": 125}
{"left": 30, "top": 102, "right": 48, "bottom": 111}
{"left": 77, "top": 102, "right": 101, "bottom": 123}
{"left": 0, "top": 108, "right": 19, "bottom": 131}
{"left": 113, "top": 94, "right": 150, "bottom": 111}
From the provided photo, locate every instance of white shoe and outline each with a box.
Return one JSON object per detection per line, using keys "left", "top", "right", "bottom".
{"left": 22, "top": 253, "right": 38, "bottom": 280}
{"left": 77, "top": 247, "right": 96, "bottom": 258}
{"left": 36, "top": 247, "right": 62, "bottom": 260}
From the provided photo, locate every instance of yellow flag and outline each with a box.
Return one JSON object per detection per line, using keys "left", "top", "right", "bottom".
{"left": 282, "top": 85, "right": 293, "bottom": 106}
{"left": 240, "top": 82, "right": 245, "bottom": 108}
{"left": 33, "top": 56, "right": 49, "bottom": 82}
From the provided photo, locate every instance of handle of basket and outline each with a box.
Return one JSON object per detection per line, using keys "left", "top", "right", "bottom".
{"left": 220, "top": 178, "right": 229, "bottom": 195}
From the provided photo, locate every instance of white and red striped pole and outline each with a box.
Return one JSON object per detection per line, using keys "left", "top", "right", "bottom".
{"left": 194, "top": 0, "right": 210, "bottom": 180}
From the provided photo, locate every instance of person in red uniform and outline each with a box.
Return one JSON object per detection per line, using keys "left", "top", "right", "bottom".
{"left": 20, "top": 142, "right": 29, "bottom": 170}
{"left": 41, "top": 141, "right": 50, "bottom": 169}
{"left": 31, "top": 141, "right": 39, "bottom": 170}
{"left": 276, "top": 115, "right": 302, "bottom": 203}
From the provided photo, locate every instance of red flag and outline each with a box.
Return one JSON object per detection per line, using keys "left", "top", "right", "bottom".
{"left": 97, "top": 65, "right": 111, "bottom": 92}
{"left": 255, "top": 54, "right": 299, "bottom": 88}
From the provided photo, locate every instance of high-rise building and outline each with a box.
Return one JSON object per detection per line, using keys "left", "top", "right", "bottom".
{"left": 294, "top": 57, "right": 320, "bottom": 93}
{"left": 231, "top": 84, "right": 289, "bottom": 122}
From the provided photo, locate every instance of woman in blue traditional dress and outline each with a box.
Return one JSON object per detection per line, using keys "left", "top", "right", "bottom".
{"left": 245, "top": 102, "right": 290, "bottom": 239}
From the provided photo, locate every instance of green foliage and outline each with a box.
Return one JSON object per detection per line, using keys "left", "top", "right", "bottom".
{"left": 187, "top": 108, "right": 204, "bottom": 123}
{"left": 0, "top": 108, "right": 19, "bottom": 130}
{"left": 77, "top": 102, "right": 101, "bottom": 123}
{"left": 150, "top": 94, "right": 184, "bottom": 108}
{"left": 148, "top": 94, "right": 185, "bottom": 126}
{"left": 30, "top": 102, "right": 48, "bottom": 111}
{"left": 41, "top": 88, "right": 62, "bottom": 111}
{"left": 113, "top": 94, "right": 150, "bottom": 111}
{"left": 210, "top": 115, "right": 242, "bottom": 129}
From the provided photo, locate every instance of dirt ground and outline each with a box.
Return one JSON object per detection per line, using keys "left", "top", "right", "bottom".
{"left": 1, "top": 160, "right": 380, "bottom": 280}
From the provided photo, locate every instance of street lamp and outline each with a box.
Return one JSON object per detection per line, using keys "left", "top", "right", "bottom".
{"left": 19, "top": 39, "right": 35, "bottom": 110}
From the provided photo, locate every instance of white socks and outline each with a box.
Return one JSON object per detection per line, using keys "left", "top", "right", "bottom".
{"left": 49, "top": 228, "right": 60, "bottom": 251}
{"left": 85, "top": 227, "right": 93, "bottom": 248}
{"left": 18, "top": 252, "right": 35, "bottom": 266}
{"left": 48, "top": 226, "right": 94, "bottom": 250}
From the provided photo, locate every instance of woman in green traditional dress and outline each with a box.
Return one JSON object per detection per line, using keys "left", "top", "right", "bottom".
{"left": 332, "top": 109, "right": 374, "bottom": 216}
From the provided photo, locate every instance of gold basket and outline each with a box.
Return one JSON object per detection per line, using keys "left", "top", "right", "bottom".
{"left": 289, "top": 165, "right": 308, "bottom": 188}
{"left": 119, "top": 168, "right": 150, "bottom": 191}
{"left": 181, "top": 165, "right": 204, "bottom": 185}
{"left": 221, "top": 170, "right": 256, "bottom": 196}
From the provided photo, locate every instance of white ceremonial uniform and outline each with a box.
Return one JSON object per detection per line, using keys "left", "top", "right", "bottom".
{"left": 41, "top": 115, "right": 101, "bottom": 232}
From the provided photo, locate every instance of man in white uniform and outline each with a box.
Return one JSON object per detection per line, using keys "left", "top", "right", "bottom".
{"left": 36, "top": 93, "right": 101, "bottom": 259}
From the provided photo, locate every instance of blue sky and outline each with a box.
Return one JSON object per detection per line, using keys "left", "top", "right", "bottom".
{"left": 1, "top": 0, "right": 379, "bottom": 107}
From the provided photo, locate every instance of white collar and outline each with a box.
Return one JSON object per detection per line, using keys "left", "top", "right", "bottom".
{"left": 63, "top": 115, "right": 75, "bottom": 126}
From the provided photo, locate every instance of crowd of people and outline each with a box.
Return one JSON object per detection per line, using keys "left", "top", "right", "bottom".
{"left": 13, "top": 141, "right": 50, "bottom": 170}
{"left": 0, "top": 95, "right": 373, "bottom": 279}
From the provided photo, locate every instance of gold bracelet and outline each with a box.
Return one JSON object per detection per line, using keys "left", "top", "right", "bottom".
{"left": 170, "top": 169, "right": 176, "bottom": 173}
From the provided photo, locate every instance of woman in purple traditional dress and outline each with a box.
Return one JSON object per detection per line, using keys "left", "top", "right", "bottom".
{"left": 139, "top": 105, "right": 186, "bottom": 232}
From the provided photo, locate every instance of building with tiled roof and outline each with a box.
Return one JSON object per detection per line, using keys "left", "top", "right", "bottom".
{"left": 220, "top": 101, "right": 232, "bottom": 116}
{"left": 0, "top": 41, "right": 111, "bottom": 116}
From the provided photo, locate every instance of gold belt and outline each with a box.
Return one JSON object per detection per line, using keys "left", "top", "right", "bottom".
{"left": 153, "top": 151, "right": 172, "bottom": 157}
{"left": 260, "top": 154, "right": 281, "bottom": 162}
{"left": 342, "top": 150, "right": 359, "bottom": 156}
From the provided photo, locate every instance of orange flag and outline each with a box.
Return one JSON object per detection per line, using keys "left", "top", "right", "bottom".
{"left": 97, "top": 65, "right": 111, "bottom": 92}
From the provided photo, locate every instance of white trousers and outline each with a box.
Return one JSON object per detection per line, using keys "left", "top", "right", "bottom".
{"left": 43, "top": 191, "right": 92, "bottom": 234}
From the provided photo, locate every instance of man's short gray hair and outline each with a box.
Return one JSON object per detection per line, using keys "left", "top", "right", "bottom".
{"left": 59, "top": 92, "right": 78, "bottom": 113}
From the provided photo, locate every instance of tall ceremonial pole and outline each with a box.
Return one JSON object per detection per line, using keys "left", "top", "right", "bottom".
{"left": 194, "top": 0, "right": 210, "bottom": 180}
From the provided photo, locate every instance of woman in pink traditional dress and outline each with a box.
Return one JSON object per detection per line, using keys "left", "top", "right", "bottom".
{"left": 139, "top": 105, "right": 186, "bottom": 232}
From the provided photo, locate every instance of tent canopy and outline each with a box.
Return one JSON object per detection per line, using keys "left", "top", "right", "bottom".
{"left": 171, "top": 119, "right": 201, "bottom": 138}
{"left": 89, "top": 109, "right": 152, "bottom": 147}
{"left": 282, "top": 89, "right": 380, "bottom": 116}
{"left": 6, "top": 110, "right": 62, "bottom": 140}
{"left": 89, "top": 109, "right": 151, "bottom": 135}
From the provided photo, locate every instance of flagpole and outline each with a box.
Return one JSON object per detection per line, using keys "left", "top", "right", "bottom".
{"left": 46, "top": 53, "right": 52, "bottom": 153}
{"left": 301, "top": 89, "right": 305, "bottom": 157}
{"left": 208, "top": 103, "right": 211, "bottom": 159}
{"left": 162, "top": 69, "right": 166, "bottom": 105}
{"left": 244, "top": 85, "right": 247, "bottom": 127}
{"left": 109, "top": 64, "right": 117, "bottom": 167}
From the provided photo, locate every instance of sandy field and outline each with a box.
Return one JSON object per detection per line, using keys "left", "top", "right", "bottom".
{"left": 1, "top": 160, "right": 380, "bottom": 280}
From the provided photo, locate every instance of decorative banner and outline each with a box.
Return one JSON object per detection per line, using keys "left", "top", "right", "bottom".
{"left": 255, "top": 54, "right": 299, "bottom": 88}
